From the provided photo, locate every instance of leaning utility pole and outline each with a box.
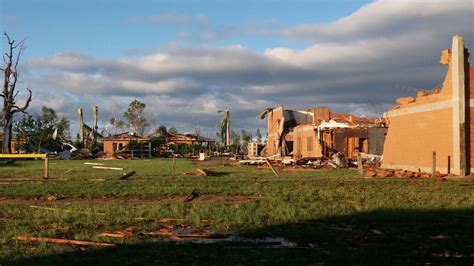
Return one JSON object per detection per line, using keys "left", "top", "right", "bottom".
{"left": 77, "top": 108, "right": 84, "bottom": 144}
{"left": 93, "top": 106, "right": 98, "bottom": 144}
{"left": 226, "top": 109, "right": 230, "bottom": 146}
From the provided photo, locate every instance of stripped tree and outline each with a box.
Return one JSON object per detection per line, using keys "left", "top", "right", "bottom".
{"left": 217, "top": 109, "right": 230, "bottom": 146}
{"left": 1, "top": 33, "right": 32, "bottom": 153}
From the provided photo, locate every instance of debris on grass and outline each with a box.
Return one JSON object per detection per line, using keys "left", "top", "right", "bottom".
{"left": 142, "top": 222, "right": 227, "bottom": 240}
{"left": 324, "top": 225, "right": 353, "bottom": 232}
{"left": 221, "top": 237, "right": 298, "bottom": 248}
{"left": 99, "top": 227, "right": 135, "bottom": 238}
{"left": 184, "top": 189, "right": 199, "bottom": 202}
{"left": 265, "top": 159, "right": 281, "bottom": 178}
{"left": 120, "top": 171, "right": 136, "bottom": 180}
{"left": 84, "top": 162, "right": 105, "bottom": 166}
{"left": 196, "top": 168, "right": 208, "bottom": 176}
{"left": 371, "top": 229, "right": 383, "bottom": 235}
{"left": 92, "top": 166, "right": 124, "bottom": 171}
{"left": 182, "top": 168, "right": 213, "bottom": 176}
{"left": 16, "top": 236, "right": 115, "bottom": 247}
{"left": 29, "top": 205, "right": 106, "bottom": 216}
{"left": 98, "top": 233, "right": 127, "bottom": 238}
{"left": 239, "top": 159, "right": 266, "bottom": 165}
{"left": 132, "top": 217, "right": 210, "bottom": 223}
{"left": 143, "top": 230, "right": 228, "bottom": 240}
{"left": 46, "top": 194, "right": 66, "bottom": 201}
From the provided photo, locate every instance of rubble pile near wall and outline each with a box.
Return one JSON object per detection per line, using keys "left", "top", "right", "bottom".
{"left": 364, "top": 167, "right": 450, "bottom": 178}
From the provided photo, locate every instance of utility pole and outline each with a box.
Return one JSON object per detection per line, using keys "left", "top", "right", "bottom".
{"left": 93, "top": 106, "right": 98, "bottom": 145}
{"left": 226, "top": 109, "right": 230, "bottom": 147}
{"left": 77, "top": 108, "right": 84, "bottom": 145}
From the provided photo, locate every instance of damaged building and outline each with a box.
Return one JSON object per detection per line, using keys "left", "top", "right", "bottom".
{"left": 102, "top": 132, "right": 151, "bottom": 157}
{"left": 382, "top": 35, "right": 473, "bottom": 175}
{"left": 260, "top": 106, "right": 387, "bottom": 160}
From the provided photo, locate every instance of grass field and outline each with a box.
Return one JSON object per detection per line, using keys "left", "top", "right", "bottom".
{"left": 1, "top": 158, "right": 473, "bottom": 265}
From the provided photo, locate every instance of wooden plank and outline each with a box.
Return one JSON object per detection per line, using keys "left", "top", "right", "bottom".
{"left": 0, "top": 154, "right": 47, "bottom": 159}
{"left": 92, "top": 166, "right": 124, "bottom": 170}
{"left": 16, "top": 236, "right": 115, "bottom": 247}
{"left": 265, "top": 159, "right": 281, "bottom": 178}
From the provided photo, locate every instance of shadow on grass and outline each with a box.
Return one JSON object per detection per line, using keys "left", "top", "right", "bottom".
{"left": 0, "top": 160, "right": 26, "bottom": 168}
{"left": 4, "top": 209, "right": 474, "bottom": 265}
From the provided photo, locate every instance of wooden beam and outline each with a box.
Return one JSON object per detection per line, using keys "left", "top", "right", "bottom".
{"left": 16, "top": 236, "right": 115, "bottom": 247}
{"left": 265, "top": 159, "right": 281, "bottom": 178}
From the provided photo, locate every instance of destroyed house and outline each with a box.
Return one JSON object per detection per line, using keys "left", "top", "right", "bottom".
{"left": 382, "top": 35, "right": 473, "bottom": 175}
{"left": 261, "top": 106, "right": 387, "bottom": 160}
{"left": 165, "top": 133, "right": 215, "bottom": 147}
{"left": 102, "top": 132, "right": 151, "bottom": 157}
{"left": 259, "top": 106, "right": 313, "bottom": 158}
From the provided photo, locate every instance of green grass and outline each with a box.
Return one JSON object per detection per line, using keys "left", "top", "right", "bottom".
{"left": 0, "top": 158, "right": 473, "bottom": 265}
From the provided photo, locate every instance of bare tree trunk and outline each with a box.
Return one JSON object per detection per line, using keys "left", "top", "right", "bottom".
{"left": 1, "top": 33, "right": 32, "bottom": 154}
{"left": 1, "top": 109, "right": 13, "bottom": 153}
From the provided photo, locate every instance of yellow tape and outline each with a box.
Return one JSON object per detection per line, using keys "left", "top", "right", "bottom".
{"left": 0, "top": 154, "right": 47, "bottom": 159}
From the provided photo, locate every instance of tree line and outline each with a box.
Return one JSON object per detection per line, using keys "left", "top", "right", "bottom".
{"left": 1, "top": 33, "right": 265, "bottom": 154}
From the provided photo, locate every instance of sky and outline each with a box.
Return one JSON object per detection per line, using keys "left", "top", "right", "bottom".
{"left": 0, "top": 0, "right": 473, "bottom": 138}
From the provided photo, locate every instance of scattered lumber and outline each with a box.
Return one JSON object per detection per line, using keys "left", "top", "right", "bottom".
{"left": 132, "top": 217, "right": 210, "bottom": 223}
{"left": 120, "top": 171, "right": 136, "bottom": 180}
{"left": 92, "top": 166, "right": 124, "bottom": 171}
{"left": 99, "top": 227, "right": 134, "bottom": 238}
{"left": 196, "top": 168, "right": 208, "bottom": 176}
{"left": 84, "top": 162, "right": 104, "bottom": 166}
{"left": 98, "top": 233, "right": 126, "bottom": 238}
{"left": 143, "top": 230, "right": 227, "bottom": 239}
{"left": 265, "top": 159, "right": 281, "bottom": 178}
{"left": 239, "top": 159, "right": 266, "bottom": 165}
{"left": 16, "top": 236, "right": 115, "bottom": 247}
{"left": 182, "top": 168, "right": 211, "bottom": 176}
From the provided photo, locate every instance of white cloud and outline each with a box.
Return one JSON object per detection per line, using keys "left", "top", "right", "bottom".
{"left": 279, "top": 0, "right": 473, "bottom": 42}
{"left": 129, "top": 14, "right": 209, "bottom": 27}
{"left": 23, "top": 0, "right": 474, "bottom": 135}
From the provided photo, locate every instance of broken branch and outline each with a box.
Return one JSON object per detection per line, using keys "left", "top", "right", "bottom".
{"left": 11, "top": 88, "right": 32, "bottom": 114}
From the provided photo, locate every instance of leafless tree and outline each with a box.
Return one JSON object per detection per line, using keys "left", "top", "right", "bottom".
{"left": 1, "top": 33, "right": 32, "bottom": 153}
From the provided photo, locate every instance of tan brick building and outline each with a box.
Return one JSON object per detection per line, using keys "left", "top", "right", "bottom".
{"left": 382, "top": 35, "right": 473, "bottom": 175}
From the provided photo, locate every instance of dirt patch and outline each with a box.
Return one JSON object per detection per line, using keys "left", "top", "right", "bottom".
{"left": 0, "top": 194, "right": 265, "bottom": 205}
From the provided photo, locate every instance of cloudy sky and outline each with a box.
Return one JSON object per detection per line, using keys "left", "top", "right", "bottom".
{"left": 1, "top": 0, "right": 473, "bottom": 138}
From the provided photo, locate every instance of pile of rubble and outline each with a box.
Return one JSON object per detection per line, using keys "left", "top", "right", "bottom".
{"left": 364, "top": 168, "right": 449, "bottom": 178}
{"left": 241, "top": 153, "right": 453, "bottom": 179}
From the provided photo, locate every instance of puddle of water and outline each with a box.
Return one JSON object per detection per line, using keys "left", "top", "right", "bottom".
{"left": 147, "top": 234, "right": 298, "bottom": 248}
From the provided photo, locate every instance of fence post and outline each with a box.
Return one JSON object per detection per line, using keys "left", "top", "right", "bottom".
{"left": 358, "top": 153, "right": 363, "bottom": 175}
{"left": 447, "top": 156, "right": 451, "bottom": 174}
{"left": 43, "top": 157, "right": 49, "bottom": 179}
{"left": 432, "top": 151, "right": 436, "bottom": 178}
{"left": 172, "top": 155, "right": 176, "bottom": 178}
